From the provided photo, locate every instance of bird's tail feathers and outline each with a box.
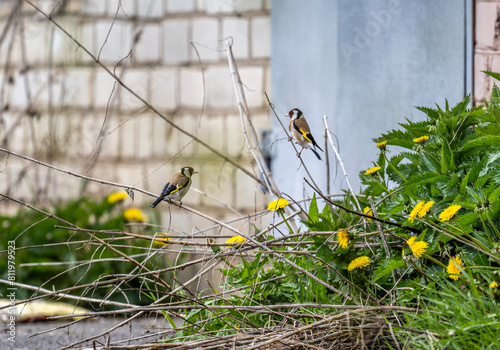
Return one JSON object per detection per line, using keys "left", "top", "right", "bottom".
{"left": 312, "top": 149, "right": 322, "bottom": 161}
{"left": 151, "top": 197, "right": 164, "bottom": 208}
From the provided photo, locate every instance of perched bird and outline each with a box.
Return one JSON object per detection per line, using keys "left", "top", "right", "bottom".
{"left": 286, "top": 108, "right": 323, "bottom": 160}
{"left": 151, "top": 167, "right": 197, "bottom": 208}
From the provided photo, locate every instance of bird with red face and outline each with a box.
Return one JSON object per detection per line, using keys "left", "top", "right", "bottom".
{"left": 286, "top": 108, "right": 323, "bottom": 160}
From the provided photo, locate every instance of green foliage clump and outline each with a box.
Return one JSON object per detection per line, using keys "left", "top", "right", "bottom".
{"left": 0, "top": 193, "right": 158, "bottom": 305}
{"left": 170, "top": 73, "right": 500, "bottom": 347}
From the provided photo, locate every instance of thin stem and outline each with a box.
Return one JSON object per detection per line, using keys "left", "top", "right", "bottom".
{"left": 322, "top": 115, "right": 362, "bottom": 212}
{"left": 279, "top": 210, "right": 294, "bottom": 234}
{"left": 410, "top": 260, "right": 437, "bottom": 284}
{"left": 422, "top": 253, "right": 446, "bottom": 269}
{"left": 226, "top": 40, "right": 279, "bottom": 197}
{"left": 305, "top": 178, "right": 422, "bottom": 234}
{"left": 443, "top": 221, "right": 491, "bottom": 253}
{"left": 384, "top": 152, "right": 407, "bottom": 183}
{"left": 467, "top": 265, "right": 500, "bottom": 270}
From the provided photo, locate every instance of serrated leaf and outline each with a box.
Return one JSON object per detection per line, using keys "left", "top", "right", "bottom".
{"left": 400, "top": 119, "right": 434, "bottom": 135}
{"left": 416, "top": 106, "right": 440, "bottom": 120}
{"left": 440, "top": 143, "right": 454, "bottom": 174}
{"left": 456, "top": 211, "right": 479, "bottom": 228}
{"left": 486, "top": 198, "right": 500, "bottom": 221}
{"left": 311, "top": 234, "right": 326, "bottom": 246}
{"left": 459, "top": 171, "right": 470, "bottom": 196}
{"left": 477, "top": 123, "right": 500, "bottom": 136}
{"left": 451, "top": 94, "right": 471, "bottom": 114}
{"left": 475, "top": 174, "right": 490, "bottom": 189}
{"left": 405, "top": 172, "right": 446, "bottom": 187}
{"left": 461, "top": 135, "right": 500, "bottom": 155}
{"left": 372, "top": 258, "right": 405, "bottom": 282}
{"left": 488, "top": 185, "right": 500, "bottom": 203}
{"left": 490, "top": 166, "right": 500, "bottom": 186}
{"left": 309, "top": 193, "right": 318, "bottom": 222}
{"left": 386, "top": 153, "right": 417, "bottom": 184}
{"left": 465, "top": 156, "right": 488, "bottom": 184}
{"left": 446, "top": 173, "right": 460, "bottom": 191}
{"left": 489, "top": 83, "right": 500, "bottom": 112}
{"left": 486, "top": 149, "right": 500, "bottom": 166}
{"left": 321, "top": 202, "right": 332, "bottom": 219}
{"left": 420, "top": 152, "right": 439, "bottom": 173}
{"left": 377, "top": 150, "right": 386, "bottom": 174}
{"left": 482, "top": 70, "right": 500, "bottom": 82}
{"left": 379, "top": 128, "right": 414, "bottom": 149}
{"left": 402, "top": 151, "right": 424, "bottom": 164}
{"left": 317, "top": 245, "right": 335, "bottom": 263}
{"left": 388, "top": 204, "right": 406, "bottom": 214}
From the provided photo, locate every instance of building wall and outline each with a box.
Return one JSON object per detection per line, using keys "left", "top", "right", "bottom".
{"left": 475, "top": 0, "right": 500, "bottom": 103}
{"left": 2, "top": 0, "right": 499, "bottom": 227}
{"left": 270, "top": 0, "right": 472, "bottom": 200}
{"left": 0, "top": 0, "right": 271, "bottom": 228}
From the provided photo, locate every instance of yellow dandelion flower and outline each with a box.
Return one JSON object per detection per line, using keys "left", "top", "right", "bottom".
{"left": 364, "top": 166, "right": 381, "bottom": 175}
{"left": 439, "top": 204, "right": 462, "bottom": 222}
{"left": 406, "top": 236, "right": 428, "bottom": 258}
{"left": 410, "top": 241, "right": 428, "bottom": 258}
{"left": 408, "top": 201, "right": 425, "bottom": 222}
{"left": 123, "top": 208, "right": 147, "bottom": 222}
{"left": 363, "top": 207, "right": 373, "bottom": 221}
{"left": 348, "top": 256, "right": 371, "bottom": 271}
{"left": 406, "top": 236, "right": 417, "bottom": 247}
{"left": 337, "top": 230, "right": 350, "bottom": 249}
{"left": 418, "top": 201, "right": 435, "bottom": 218}
{"left": 376, "top": 140, "right": 387, "bottom": 150}
{"left": 446, "top": 255, "right": 463, "bottom": 280}
{"left": 226, "top": 235, "right": 246, "bottom": 244}
{"left": 267, "top": 198, "right": 289, "bottom": 211}
{"left": 413, "top": 135, "right": 430, "bottom": 144}
{"left": 107, "top": 191, "right": 128, "bottom": 204}
{"left": 490, "top": 281, "right": 499, "bottom": 288}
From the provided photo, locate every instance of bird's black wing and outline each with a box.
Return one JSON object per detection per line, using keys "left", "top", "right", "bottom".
{"left": 307, "top": 133, "right": 323, "bottom": 152}
{"left": 151, "top": 182, "right": 176, "bottom": 207}
{"left": 151, "top": 177, "right": 192, "bottom": 208}
{"left": 292, "top": 122, "right": 323, "bottom": 152}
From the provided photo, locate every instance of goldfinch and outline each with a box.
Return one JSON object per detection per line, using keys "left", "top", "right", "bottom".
{"left": 286, "top": 108, "right": 323, "bottom": 160}
{"left": 151, "top": 167, "right": 197, "bottom": 207}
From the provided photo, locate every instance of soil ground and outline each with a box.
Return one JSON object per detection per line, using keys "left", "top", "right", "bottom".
{"left": 2, "top": 316, "right": 173, "bottom": 349}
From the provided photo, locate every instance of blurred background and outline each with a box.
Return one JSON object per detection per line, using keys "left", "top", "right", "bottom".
{"left": 0, "top": 0, "right": 271, "bottom": 225}
{"left": 2, "top": 0, "right": 498, "bottom": 219}
{"left": 0, "top": 0, "right": 499, "bottom": 299}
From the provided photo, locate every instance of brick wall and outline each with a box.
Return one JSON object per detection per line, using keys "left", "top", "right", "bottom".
{"left": 475, "top": 0, "right": 500, "bottom": 103}
{"left": 0, "top": 1, "right": 271, "bottom": 225}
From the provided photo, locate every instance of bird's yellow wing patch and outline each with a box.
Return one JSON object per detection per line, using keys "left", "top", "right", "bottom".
{"left": 292, "top": 121, "right": 313, "bottom": 144}
{"left": 169, "top": 185, "right": 184, "bottom": 194}
{"left": 299, "top": 128, "right": 313, "bottom": 143}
